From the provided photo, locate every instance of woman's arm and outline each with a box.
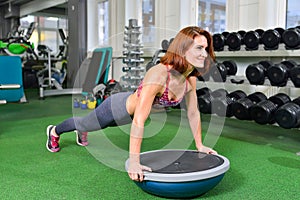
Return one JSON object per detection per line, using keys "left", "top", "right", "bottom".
{"left": 128, "top": 66, "right": 166, "bottom": 182}
{"left": 185, "top": 77, "right": 217, "bottom": 154}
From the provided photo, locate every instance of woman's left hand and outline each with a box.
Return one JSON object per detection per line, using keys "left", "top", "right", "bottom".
{"left": 198, "top": 145, "right": 218, "bottom": 155}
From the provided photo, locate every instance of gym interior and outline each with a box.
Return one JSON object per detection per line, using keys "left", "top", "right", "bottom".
{"left": 1, "top": 0, "right": 300, "bottom": 199}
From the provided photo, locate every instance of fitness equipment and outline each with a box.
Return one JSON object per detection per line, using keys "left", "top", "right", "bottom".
{"left": 0, "top": 56, "right": 27, "bottom": 103}
{"left": 226, "top": 32, "right": 242, "bottom": 51}
{"left": 82, "top": 47, "right": 112, "bottom": 93}
{"left": 121, "top": 19, "right": 144, "bottom": 91}
{"left": 261, "top": 29, "right": 281, "bottom": 50}
{"left": 231, "top": 92, "right": 267, "bottom": 120}
{"left": 245, "top": 60, "right": 273, "bottom": 85}
{"left": 222, "top": 60, "right": 237, "bottom": 76}
{"left": 39, "top": 46, "right": 112, "bottom": 99}
{"left": 289, "top": 64, "right": 300, "bottom": 87}
{"left": 254, "top": 28, "right": 265, "bottom": 44}
{"left": 212, "top": 33, "right": 226, "bottom": 51}
{"left": 196, "top": 87, "right": 211, "bottom": 97}
{"left": 266, "top": 60, "right": 297, "bottom": 86}
{"left": 243, "top": 30, "right": 260, "bottom": 50}
{"left": 210, "top": 62, "right": 227, "bottom": 82}
{"left": 197, "top": 88, "right": 228, "bottom": 114}
{"left": 275, "top": 96, "right": 300, "bottom": 129}
{"left": 103, "top": 79, "right": 122, "bottom": 99}
{"left": 274, "top": 27, "right": 285, "bottom": 43}
{"left": 282, "top": 27, "right": 300, "bottom": 50}
{"left": 125, "top": 150, "right": 230, "bottom": 199}
{"left": 237, "top": 30, "right": 246, "bottom": 45}
{"left": 250, "top": 93, "right": 291, "bottom": 125}
{"left": 0, "top": 22, "right": 36, "bottom": 57}
{"left": 145, "top": 38, "right": 173, "bottom": 71}
{"left": 212, "top": 90, "right": 247, "bottom": 117}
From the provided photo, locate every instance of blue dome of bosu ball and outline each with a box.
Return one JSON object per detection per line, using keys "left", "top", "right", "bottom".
{"left": 125, "top": 149, "right": 230, "bottom": 199}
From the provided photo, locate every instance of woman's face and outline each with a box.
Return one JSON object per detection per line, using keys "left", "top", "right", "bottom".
{"left": 184, "top": 35, "right": 208, "bottom": 69}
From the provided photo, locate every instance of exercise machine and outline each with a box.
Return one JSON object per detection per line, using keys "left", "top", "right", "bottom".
{"left": 0, "top": 56, "right": 27, "bottom": 104}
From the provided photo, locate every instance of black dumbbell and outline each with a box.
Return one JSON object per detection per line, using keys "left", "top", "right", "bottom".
{"left": 210, "top": 63, "right": 227, "bottom": 82}
{"left": 244, "top": 30, "right": 260, "bottom": 50}
{"left": 196, "top": 87, "right": 211, "bottom": 97}
{"left": 161, "top": 39, "right": 169, "bottom": 52}
{"left": 275, "top": 96, "right": 300, "bottom": 129}
{"left": 274, "top": 27, "right": 285, "bottom": 43}
{"left": 237, "top": 30, "right": 246, "bottom": 45}
{"left": 213, "top": 33, "right": 226, "bottom": 51}
{"left": 282, "top": 27, "right": 300, "bottom": 50}
{"left": 212, "top": 90, "right": 247, "bottom": 117}
{"left": 267, "top": 60, "right": 297, "bottom": 86}
{"left": 254, "top": 29, "right": 265, "bottom": 44}
{"left": 222, "top": 60, "right": 237, "bottom": 76}
{"left": 245, "top": 60, "right": 273, "bottom": 85}
{"left": 226, "top": 32, "right": 242, "bottom": 51}
{"left": 289, "top": 64, "right": 300, "bottom": 87}
{"left": 198, "top": 89, "right": 228, "bottom": 114}
{"left": 250, "top": 93, "right": 291, "bottom": 125}
{"left": 261, "top": 29, "right": 281, "bottom": 50}
{"left": 231, "top": 92, "right": 267, "bottom": 120}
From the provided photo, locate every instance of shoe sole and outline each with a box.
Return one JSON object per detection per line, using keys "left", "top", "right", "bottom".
{"left": 46, "top": 125, "right": 59, "bottom": 153}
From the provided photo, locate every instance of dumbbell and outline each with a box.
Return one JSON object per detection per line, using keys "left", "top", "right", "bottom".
{"left": 123, "top": 58, "right": 145, "bottom": 64}
{"left": 244, "top": 30, "right": 260, "bottom": 50}
{"left": 197, "top": 88, "right": 228, "bottom": 114}
{"left": 275, "top": 96, "right": 300, "bottom": 129}
{"left": 122, "top": 66, "right": 145, "bottom": 72}
{"left": 231, "top": 92, "right": 267, "bottom": 120}
{"left": 289, "top": 64, "right": 300, "bottom": 87}
{"left": 226, "top": 32, "right": 242, "bottom": 51}
{"left": 210, "top": 63, "right": 227, "bottom": 82}
{"left": 213, "top": 33, "right": 226, "bottom": 51}
{"left": 161, "top": 39, "right": 170, "bottom": 52}
{"left": 267, "top": 60, "right": 297, "bottom": 86}
{"left": 196, "top": 87, "right": 211, "bottom": 97}
{"left": 245, "top": 60, "right": 273, "bottom": 85}
{"left": 282, "top": 27, "right": 300, "bottom": 50}
{"left": 254, "top": 29, "right": 265, "bottom": 44}
{"left": 212, "top": 90, "right": 247, "bottom": 117}
{"left": 222, "top": 60, "right": 237, "bottom": 76}
{"left": 261, "top": 29, "right": 281, "bottom": 50}
{"left": 274, "top": 27, "right": 285, "bottom": 43}
{"left": 250, "top": 93, "right": 291, "bottom": 125}
{"left": 237, "top": 30, "right": 246, "bottom": 45}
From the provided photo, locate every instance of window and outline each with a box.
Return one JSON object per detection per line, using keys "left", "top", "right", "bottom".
{"left": 198, "top": 0, "right": 226, "bottom": 34}
{"left": 286, "top": 0, "right": 300, "bottom": 28}
{"left": 20, "top": 15, "right": 68, "bottom": 55}
{"left": 98, "top": 0, "right": 109, "bottom": 45}
{"left": 142, "top": 0, "right": 155, "bottom": 44}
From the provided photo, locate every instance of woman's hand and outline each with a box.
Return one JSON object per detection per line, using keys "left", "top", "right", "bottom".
{"left": 128, "top": 162, "right": 152, "bottom": 182}
{"left": 198, "top": 145, "right": 218, "bottom": 155}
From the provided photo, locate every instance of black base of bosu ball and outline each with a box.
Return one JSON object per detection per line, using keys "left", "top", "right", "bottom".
{"left": 125, "top": 150, "right": 230, "bottom": 199}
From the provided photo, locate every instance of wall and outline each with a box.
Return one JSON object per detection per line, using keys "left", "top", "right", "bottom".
{"left": 226, "top": 0, "right": 286, "bottom": 31}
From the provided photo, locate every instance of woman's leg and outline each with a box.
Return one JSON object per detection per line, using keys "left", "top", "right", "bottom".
{"left": 46, "top": 92, "right": 133, "bottom": 152}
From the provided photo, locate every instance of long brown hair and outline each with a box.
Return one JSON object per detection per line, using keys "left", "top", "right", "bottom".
{"left": 160, "top": 26, "right": 215, "bottom": 77}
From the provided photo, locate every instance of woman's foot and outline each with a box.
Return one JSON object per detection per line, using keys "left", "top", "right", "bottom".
{"left": 46, "top": 125, "right": 60, "bottom": 152}
{"left": 75, "top": 130, "right": 88, "bottom": 146}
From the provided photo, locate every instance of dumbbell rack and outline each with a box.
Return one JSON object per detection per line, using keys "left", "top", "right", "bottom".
{"left": 121, "top": 19, "right": 144, "bottom": 91}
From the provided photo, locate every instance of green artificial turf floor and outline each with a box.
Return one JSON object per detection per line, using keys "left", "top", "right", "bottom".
{"left": 0, "top": 89, "right": 300, "bottom": 199}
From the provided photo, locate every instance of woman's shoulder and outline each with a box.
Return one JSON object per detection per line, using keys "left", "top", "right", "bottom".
{"left": 144, "top": 64, "right": 168, "bottom": 83}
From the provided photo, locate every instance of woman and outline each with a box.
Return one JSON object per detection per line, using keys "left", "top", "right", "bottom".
{"left": 46, "top": 26, "right": 217, "bottom": 182}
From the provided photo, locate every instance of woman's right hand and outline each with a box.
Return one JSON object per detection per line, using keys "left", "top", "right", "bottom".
{"left": 128, "top": 162, "right": 152, "bottom": 182}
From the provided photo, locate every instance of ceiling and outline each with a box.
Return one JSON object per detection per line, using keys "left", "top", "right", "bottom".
{"left": 0, "top": 0, "right": 68, "bottom": 17}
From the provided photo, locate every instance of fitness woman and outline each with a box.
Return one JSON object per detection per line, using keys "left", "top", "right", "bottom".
{"left": 46, "top": 26, "right": 217, "bottom": 182}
